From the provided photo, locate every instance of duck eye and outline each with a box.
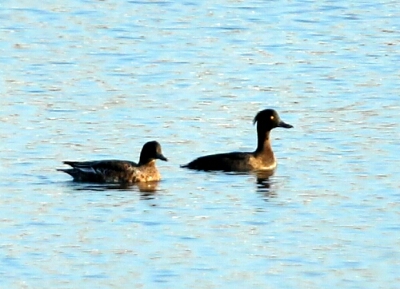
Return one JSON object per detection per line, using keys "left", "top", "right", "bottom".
{"left": 270, "top": 115, "right": 275, "bottom": 120}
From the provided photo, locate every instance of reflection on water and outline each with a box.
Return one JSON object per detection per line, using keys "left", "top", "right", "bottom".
{"left": 210, "top": 170, "right": 278, "bottom": 199}
{"left": 135, "top": 181, "right": 159, "bottom": 194}
{"left": 65, "top": 181, "right": 160, "bottom": 199}
{"left": 255, "top": 171, "right": 278, "bottom": 199}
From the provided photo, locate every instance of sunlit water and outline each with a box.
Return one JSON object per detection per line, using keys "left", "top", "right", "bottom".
{"left": 1, "top": 0, "right": 399, "bottom": 288}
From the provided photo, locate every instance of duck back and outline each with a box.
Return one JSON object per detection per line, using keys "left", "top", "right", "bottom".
{"left": 183, "top": 152, "right": 253, "bottom": 172}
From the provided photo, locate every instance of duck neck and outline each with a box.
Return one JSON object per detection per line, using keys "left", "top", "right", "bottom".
{"left": 139, "top": 158, "right": 155, "bottom": 166}
{"left": 255, "top": 130, "right": 274, "bottom": 157}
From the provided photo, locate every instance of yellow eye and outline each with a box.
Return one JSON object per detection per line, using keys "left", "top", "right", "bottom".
{"left": 270, "top": 115, "right": 275, "bottom": 120}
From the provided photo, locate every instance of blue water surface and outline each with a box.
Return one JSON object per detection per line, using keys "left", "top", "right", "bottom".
{"left": 1, "top": 0, "right": 399, "bottom": 288}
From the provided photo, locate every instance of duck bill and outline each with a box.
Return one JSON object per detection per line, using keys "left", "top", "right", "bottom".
{"left": 278, "top": 120, "right": 293, "bottom": 128}
{"left": 157, "top": 153, "right": 168, "bottom": 161}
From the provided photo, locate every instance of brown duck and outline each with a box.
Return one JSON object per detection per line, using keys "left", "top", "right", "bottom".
{"left": 58, "top": 141, "right": 167, "bottom": 183}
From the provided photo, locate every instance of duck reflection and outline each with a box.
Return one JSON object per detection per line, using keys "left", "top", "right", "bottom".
{"left": 135, "top": 181, "right": 160, "bottom": 200}
{"left": 224, "top": 170, "right": 278, "bottom": 199}
{"left": 67, "top": 180, "right": 160, "bottom": 199}
{"left": 254, "top": 171, "right": 277, "bottom": 199}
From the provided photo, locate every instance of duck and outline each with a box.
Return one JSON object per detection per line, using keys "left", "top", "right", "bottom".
{"left": 182, "top": 109, "right": 293, "bottom": 172}
{"left": 58, "top": 141, "right": 167, "bottom": 183}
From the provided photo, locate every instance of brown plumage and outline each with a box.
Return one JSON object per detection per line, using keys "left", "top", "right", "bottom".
{"left": 58, "top": 141, "right": 167, "bottom": 183}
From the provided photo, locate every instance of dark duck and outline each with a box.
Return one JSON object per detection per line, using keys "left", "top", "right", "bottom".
{"left": 58, "top": 141, "right": 167, "bottom": 183}
{"left": 182, "top": 109, "right": 293, "bottom": 172}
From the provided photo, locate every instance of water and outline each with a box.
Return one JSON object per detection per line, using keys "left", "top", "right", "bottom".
{"left": 1, "top": 0, "right": 399, "bottom": 288}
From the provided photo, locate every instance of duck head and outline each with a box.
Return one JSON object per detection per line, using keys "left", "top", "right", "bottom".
{"left": 139, "top": 141, "right": 168, "bottom": 165}
{"left": 253, "top": 109, "right": 293, "bottom": 131}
